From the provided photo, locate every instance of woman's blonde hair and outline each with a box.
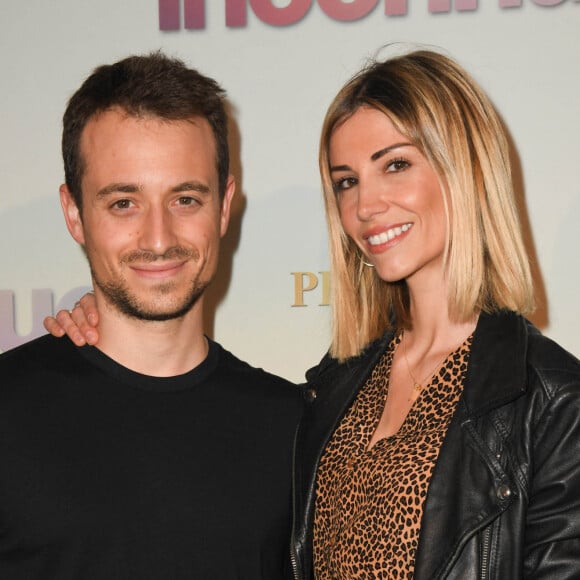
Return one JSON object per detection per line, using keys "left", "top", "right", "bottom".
{"left": 320, "top": 49, "right": 534, "bottom": 360}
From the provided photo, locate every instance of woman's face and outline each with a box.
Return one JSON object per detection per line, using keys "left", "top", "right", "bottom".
{"left": 329, "top": 106, "right": 447, "bottom": 287}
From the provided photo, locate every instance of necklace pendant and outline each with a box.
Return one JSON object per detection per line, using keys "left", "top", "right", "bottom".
{"left": 413, "top": 382, "right": 422, "bottom": 391}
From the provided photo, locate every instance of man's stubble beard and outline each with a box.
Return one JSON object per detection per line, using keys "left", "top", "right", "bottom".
{"left": 89, "top": 247, "right": 212, "bottom": 322}
{"left": 94, "top": 275, "right": 210, "bottom": 322}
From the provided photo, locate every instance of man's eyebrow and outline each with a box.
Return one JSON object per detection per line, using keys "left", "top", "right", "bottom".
{"left": 96, "top": 183, "right": 141, "bottom": 199}
{"left": 95, "top": 181, "right": 211, "bottom": 199}
{"left": 330, "top": 142, "right": 414, "bottom": 173}
{"left": 172, "top": 181, "right": 211, "bottom": 195}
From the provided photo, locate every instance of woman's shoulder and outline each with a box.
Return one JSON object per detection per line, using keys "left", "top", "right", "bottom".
{"left": 524, "top": 321, "right": 580, "bottom": 395}
{"left": 305, "top": 329, "right": 396, "bottom": 388}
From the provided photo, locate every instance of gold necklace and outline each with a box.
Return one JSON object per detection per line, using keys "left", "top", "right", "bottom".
{"left": 401, "top": 331, "right": 462, "bottom": 395}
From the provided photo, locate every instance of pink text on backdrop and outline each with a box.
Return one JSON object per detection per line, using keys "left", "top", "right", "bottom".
{"left": 159, "top": 0, "right": 573, "bottom": 30}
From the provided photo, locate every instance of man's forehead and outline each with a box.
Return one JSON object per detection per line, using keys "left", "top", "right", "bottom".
{"left": 79, "top": 109, "right": 217, "bottom": 162}
{"left": 78, "top": 109, "right": 219, "bottom": 189}
{"left": 84, "top": 107, "right": 211, "bottom": 133}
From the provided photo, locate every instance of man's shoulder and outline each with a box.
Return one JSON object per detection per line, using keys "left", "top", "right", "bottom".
{"left": 210, "top": 340, "right": 304, "bottom": 421}
{"left": 0, "top": 335, "right": 78, "bottom": 376}
{"left": 211, "top": 340, "right": 299, "bottom": 395}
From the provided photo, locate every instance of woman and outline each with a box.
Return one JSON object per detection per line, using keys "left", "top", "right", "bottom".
{"left": 47, "top": 50, "right": 580, "bottom": 578}
{"left": 290, "top": 50, "right": 580, "bottom": 579}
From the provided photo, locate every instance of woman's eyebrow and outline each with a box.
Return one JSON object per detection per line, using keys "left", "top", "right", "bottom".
{"left": 370, "top": 142, "right": 413, "bottom": 162}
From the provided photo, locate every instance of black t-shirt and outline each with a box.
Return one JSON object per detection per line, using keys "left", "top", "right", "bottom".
{"left": 0, "top": 335, "right": 302, "bottom": 579}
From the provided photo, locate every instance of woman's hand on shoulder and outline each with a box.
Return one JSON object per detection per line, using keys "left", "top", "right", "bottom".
{"left": 43, "top": 292, "right": 100, "bottom": 346}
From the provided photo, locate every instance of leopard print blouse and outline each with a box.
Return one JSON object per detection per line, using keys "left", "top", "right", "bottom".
{"left": 313, "top": 334, "right": 472, "bottom": 579}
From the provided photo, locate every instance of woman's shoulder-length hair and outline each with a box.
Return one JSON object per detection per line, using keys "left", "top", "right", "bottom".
{"left": 320, "top": 49, "right": 534, "bottom": 361}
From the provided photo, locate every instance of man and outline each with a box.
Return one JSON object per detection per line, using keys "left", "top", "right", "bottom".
{"left": 0, "top": 52, "right": 302, "bottom": 579}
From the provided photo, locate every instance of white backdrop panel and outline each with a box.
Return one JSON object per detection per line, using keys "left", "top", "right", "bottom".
{"left": 1, "top": 1, "right": 578, "bottom": 382}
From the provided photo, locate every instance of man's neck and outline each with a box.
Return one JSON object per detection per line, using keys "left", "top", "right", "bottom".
{"left": 92, "top": 299, "right": 208, "bottom": 378}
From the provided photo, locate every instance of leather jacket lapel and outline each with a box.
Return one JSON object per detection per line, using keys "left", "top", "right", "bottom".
{"left": 461, "top": 310, "right": 527, "bottom": 415}
{"left": 414, "top": 312, "right": 528, "bottom": 578}
{"left": 293, "top": 329, "right": 395, "bottom": 578}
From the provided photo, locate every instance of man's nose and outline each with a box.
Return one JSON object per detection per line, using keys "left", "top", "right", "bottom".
{"left": 138, "top": 206, "right": 178, "bottom": 254}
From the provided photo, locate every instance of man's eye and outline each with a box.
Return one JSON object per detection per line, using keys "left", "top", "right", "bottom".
{"left": 178, "top": 196, "right": 197, "bottom": 206}
{"left": 112, "top": 199, "right": 132, "bottom": 209}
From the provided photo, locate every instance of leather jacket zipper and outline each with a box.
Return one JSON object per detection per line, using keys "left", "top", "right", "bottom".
{"left": 480, "top": 526, "right": 491, "bottom": 580}
{"left": 290, "top": 422, "right": 302, "bottom": 580}
{"left": 290, "top": 548, "right": 300, "bottom": 580}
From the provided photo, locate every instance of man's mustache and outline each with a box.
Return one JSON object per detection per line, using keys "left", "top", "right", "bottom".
{"left": 120, "top": 247, "right": 199, "bottom": 264}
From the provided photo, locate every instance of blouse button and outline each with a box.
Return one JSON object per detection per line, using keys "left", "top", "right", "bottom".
{"left": 305, "top": 388, "right": 317, "bottom": 402}
{"left": 497, "top": 484, "right": 512, "bottom": 500}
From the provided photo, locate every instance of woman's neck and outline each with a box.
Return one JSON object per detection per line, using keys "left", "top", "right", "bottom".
{"left": 404, "top": 272, "right": 477, "bottom": 354}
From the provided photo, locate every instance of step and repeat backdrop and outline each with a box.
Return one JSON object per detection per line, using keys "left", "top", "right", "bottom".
{"left": 1, "top": 1, "right": 578, "bottom": 381}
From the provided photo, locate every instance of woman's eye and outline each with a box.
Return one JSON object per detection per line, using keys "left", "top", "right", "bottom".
{"left": 333, "top": 177, "right": 357, "bottom": 193}
{"left": 386, "top": 158, "right": 410, "bottom": 172}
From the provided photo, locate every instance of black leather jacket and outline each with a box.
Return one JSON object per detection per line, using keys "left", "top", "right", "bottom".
{"left": 291, "top": 311, "right": 580, "bottom": 579}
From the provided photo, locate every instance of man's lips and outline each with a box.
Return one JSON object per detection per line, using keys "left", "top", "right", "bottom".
{"left": 130, "top": 261, "right": 187, "bottom": 278}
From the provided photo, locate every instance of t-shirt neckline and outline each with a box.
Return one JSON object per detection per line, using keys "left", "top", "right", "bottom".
{"left": 75, "top": 337, "right": 220, "bottom": 392}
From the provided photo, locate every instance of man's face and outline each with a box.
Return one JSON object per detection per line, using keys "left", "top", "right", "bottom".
{"left": 61, "top": 107, "right": 234, "bottom": 321}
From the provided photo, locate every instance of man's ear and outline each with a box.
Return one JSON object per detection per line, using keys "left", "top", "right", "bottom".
{"left": 219, "top": 175, "right": 236, "bottom": 238}
{"left": 60, "top": 185, "right": 85, "bottom": 245}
